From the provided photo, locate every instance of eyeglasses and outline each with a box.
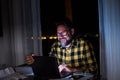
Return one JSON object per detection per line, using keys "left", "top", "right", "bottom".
{"left": 57, "top": 31, "right": 67, "bottom": 36}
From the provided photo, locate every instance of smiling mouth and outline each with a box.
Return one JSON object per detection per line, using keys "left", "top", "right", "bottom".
{"left": 59, "top": 38, "right": 66, "bottom": 43}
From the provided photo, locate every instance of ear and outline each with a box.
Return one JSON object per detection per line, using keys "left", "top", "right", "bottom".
{"left": 71, "top": 28, "right": 75, "bottom": 35}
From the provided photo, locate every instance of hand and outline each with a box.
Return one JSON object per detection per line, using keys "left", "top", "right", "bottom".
{"left": 58, "top": 64, "right": 81, "bottom": 73}
{"left": 71, "top": 68, "right": 81, "bottom": 73}
{"left": 58, "top": 64, "right": 72, "bottom": 73}
{"left": 25, "top": 54, "right": 34, "bottom": 65}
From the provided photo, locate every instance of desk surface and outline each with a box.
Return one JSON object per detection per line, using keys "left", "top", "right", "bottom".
{"left": 23, "top": 76, "right": 72, "bottom": 80}
{"left": 22, "top": 75, "right": 97, "bottom": 80}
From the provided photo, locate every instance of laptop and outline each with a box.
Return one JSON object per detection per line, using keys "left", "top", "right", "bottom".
{"left": 31, "top": 56, "right": 72, "bottom": 79}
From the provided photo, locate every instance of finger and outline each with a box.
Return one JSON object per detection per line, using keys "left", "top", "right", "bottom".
{"left": 64, "top": 66, "right": 72, "bottom": 72}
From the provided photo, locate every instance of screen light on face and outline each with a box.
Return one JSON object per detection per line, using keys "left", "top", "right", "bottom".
{"left": 57, "top": 31, "right": 67, "bottom": 36}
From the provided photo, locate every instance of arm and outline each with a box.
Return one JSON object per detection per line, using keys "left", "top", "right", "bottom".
{"left": 48, "top": 42, "right": 58, "bottom": 57}
{"left": 81, "top": 40, "right": 98, "bottom": 74}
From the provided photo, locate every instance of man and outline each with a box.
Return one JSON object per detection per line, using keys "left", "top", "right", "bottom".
{"left": 26, "top": 18, "right": 98, "bottom": 75}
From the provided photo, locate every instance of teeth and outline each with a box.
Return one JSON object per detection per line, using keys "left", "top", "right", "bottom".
{"left": 60, "top": 39, "right": 66, "bottom": 43}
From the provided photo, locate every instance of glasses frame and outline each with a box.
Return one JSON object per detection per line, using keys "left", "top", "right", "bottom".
{"left": 57, "top": 30, "right": 68, "bottom": 36}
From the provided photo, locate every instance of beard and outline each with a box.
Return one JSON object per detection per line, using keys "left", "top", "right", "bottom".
{"left": 58, "top": 37, "right": 72, "bottom": 48}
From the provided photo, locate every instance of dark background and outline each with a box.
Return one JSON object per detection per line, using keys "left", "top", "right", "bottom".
{"left": 40, "top": 0, "right": 99, "bottom": 56}
{"left": 40, "top": 0, "right": 66, "bottom": 36}
{"left": 0, "top": 6, "right": 3, "bottom": 37}
{"left": 71, "top": 0, "right": 99, "bottom": 35}
{"left": 40, "top": 0, "right": 99, "bottom": 36}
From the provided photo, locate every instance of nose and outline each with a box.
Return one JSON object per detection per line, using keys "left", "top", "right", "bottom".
{"left": 57, "top": 34, "right": 64, "bottom": 38}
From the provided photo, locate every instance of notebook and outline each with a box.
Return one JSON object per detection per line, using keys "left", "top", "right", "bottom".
{"left": 31, "top": 56, "right": 72, "bottom": 79}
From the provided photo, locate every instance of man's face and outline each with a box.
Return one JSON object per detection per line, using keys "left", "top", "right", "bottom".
{"left": 57, "top": 25, "right": 72, "bottom": 47}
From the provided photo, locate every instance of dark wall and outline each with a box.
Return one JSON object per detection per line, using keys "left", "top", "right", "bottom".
{"left": 72, "top": 0, "right": 99, "bottom": 35}
{"left": 40, "top": 0, "right": 65, "bottom": 36}
{"left": 40, "top": 0, "right": 99, "bottom": 35}
{"left": 40, "top": 0, "right": 66, "bottom": 56}
{"left": 0, "top": 5, "right": 3, "bottom": 37}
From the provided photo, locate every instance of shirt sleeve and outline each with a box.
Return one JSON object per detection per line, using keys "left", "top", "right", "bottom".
{"left": 81, "top": 40, "right": 98, "bottom": 74}
{"left": 48, "top": 42, "right": 57, "bottom": 57}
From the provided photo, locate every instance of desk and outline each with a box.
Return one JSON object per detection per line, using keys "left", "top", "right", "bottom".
{"left": 22, "top": 76, "right": 70, "bottom": 80}
{"left": 22, "top": 75, "right": 99, "bottom": 80}
{"left": 23, "top": 76, "right": 72, "bottom": 80}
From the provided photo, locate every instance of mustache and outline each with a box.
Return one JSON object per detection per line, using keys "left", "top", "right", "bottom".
{"left": 58, "top": 38, "right": 66, "bottom": 40}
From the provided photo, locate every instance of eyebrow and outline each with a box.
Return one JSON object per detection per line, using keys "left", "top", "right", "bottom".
{"left": 57, "top": 30, "right": 67, "bottom": 33}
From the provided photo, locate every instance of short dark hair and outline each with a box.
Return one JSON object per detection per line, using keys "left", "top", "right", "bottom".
{"left": 54, "top": 18, "right": 73, "bottom": 28}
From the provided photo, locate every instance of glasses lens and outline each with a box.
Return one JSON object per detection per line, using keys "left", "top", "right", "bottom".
{"left": 57, "top": 31, "right": 67, "bottom": 36}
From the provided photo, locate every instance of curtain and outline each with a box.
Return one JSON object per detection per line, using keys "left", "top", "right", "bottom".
{"left": 8, "top": 0, "right": 42, "bottom": 66}
{"left": 22, "top": 0, "right": 42, "bottom": 56}
{"left": 98, "top": 0, "right": 120, "bottom": 80}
